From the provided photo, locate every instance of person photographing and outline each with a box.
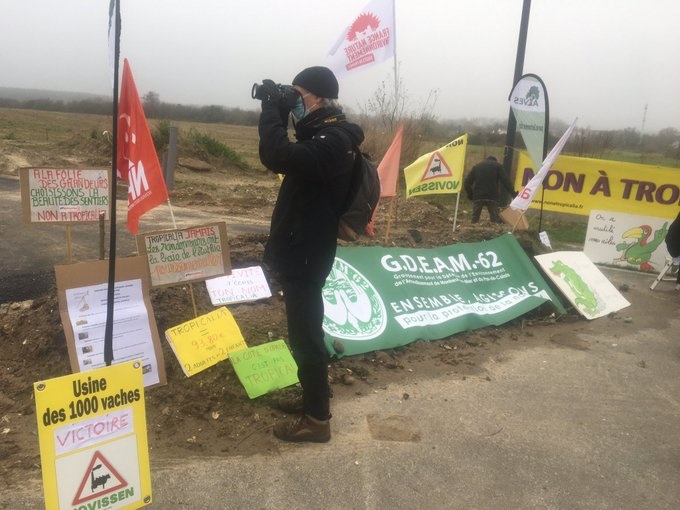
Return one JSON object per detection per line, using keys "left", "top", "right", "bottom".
{"left": 256, "top": 66, "right": 364, "bottom": 442}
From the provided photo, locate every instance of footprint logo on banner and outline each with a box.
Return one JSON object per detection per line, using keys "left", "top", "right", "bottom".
{"left": 322, "top": 257, "right": 387, "bottom": 340}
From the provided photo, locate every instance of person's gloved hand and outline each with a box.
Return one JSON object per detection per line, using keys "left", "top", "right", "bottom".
{"left": 259, "top": 79, "right": 281, "bottom": 106}
{"left": 259, "top": 79, "right": 291, "bottom": 126}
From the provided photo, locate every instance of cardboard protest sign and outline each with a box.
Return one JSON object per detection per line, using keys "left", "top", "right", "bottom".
{"left": 34, "top": 360, "right": 152, "bottom": 510}
{"left": 164, "top": 307, "right": 248, "bottom": 377}
{"left": 205, "top": 266, "right": 272, "bottom": 305}
{"left": 136, "top": 222, "right": 231, "bottom": 288}
{"left": 322, "top": 234, "right": 566, "bottom": 357}
{"left": 500, "top": 207, "right": 529, "bottom": 230}
{"left": 20, "top": 168, "right": 110, "bottom": 224}
{"left": 229, "top": 340, "right": 299, "bottom": 399}
{"left": 535, "top": 251, "right": 630, "bottom": 319}
{"left": 55, "top": 256, "right": 166, "bottom": 388}
{"left": 584, "top": 209, "right": 671, "bottom": 273}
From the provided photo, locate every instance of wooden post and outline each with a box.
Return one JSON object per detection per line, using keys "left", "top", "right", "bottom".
{"left": 66, "top": 224, "right": 73, "bottom": 263}
{"left": 383, "top": 197, "right": 397, "bottom": 244}
{"left": 163, "top": 126, "right": 179, "bottom": 191}
{"left": 99, "top": 211, "right": 106, "bottom": 260}
{"left": 189, "top": 283, "right": 199, "bottom": 318}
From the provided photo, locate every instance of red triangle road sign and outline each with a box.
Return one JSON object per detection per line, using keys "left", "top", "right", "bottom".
{"left": 72, "top": 450, "right": 128, "bottom": 505}
{"left": 420, "top": 151, "right": 453, "bottom": 181}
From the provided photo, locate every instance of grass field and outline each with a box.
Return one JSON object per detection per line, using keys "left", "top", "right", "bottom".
{"left": 2, "top": 107, "right": 677, "bottom": 250}
{"left": 2, "top": 107, "right": 675, "bottom": 168}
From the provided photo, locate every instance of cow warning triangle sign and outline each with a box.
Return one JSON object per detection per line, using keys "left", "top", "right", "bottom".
{"left": 72, "top": 450, "right": 128, "bottom": 505}
{"left": 420, "top": 151, "right": 453, "bottom": 181}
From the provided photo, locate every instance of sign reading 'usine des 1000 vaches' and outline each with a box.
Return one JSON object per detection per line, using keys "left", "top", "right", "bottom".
{"left": 20, "top": 168, "right": 111, "bottom": 224}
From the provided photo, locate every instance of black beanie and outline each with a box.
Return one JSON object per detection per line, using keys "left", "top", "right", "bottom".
{"left": 292, "top": 66, "right": 339, "bottom": 99}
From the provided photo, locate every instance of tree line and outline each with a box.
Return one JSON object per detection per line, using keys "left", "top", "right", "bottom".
{"left": 1, "top": 93, "right": 678, "bottom": 161}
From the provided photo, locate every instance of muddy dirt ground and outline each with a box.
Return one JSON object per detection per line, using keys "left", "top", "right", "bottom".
{"left": 0, "top": 131, "right": 594, "bottom": 489}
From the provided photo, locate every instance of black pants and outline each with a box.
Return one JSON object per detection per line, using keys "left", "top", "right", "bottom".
{"left": 280, "top": 275, "right": 330, "bottom": 421}
{"left": 472, "top": 199, "right": 502, "bottom": 223}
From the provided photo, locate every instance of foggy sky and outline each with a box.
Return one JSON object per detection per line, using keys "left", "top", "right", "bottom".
{"left": 2, "top": 0, "right": 679, "bottom": 133}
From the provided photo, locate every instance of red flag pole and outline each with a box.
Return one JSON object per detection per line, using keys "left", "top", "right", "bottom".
{"left": 104, "top": 0, "right": 121, "bottom": 366}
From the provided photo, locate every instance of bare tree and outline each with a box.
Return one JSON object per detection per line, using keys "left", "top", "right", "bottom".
{"left": 142, "top": 91, "right": 161, "bottom": 118}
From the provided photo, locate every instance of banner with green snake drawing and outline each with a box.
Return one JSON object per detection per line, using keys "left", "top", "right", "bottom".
{"left": 535, "top": 251, "right": 630, "bottom": 320}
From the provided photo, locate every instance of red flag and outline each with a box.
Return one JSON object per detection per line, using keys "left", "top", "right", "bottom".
{"left": 366, "top": 125, "right": 403, "bottom": 236}
{"left": 117, "top": 58, "right": 168, "bottom": 234}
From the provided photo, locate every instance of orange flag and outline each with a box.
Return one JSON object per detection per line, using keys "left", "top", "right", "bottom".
{"left": 366, "top": 125, "right": 403, "bottom": 236}
{"left": 376, "top": 124, "right": 403, "bottom": 197}
{"left": 117, "top": 58, "right": 168, "bottom": 234}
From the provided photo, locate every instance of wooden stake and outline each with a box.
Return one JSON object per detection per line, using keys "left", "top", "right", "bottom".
{"left": 66, "top": 224, "right": 73, "bottom": 263}
{"left": 189, "top": 283, "right": 199, "bottom": 318}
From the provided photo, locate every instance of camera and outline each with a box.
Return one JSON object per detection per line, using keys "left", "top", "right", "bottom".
{"left": 251, "top": 82, "right": 300, "bottom": 108}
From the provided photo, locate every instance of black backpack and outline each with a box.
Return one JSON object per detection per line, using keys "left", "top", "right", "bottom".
{"left": 338, "top": 147, "right": 381, "bottom": 241}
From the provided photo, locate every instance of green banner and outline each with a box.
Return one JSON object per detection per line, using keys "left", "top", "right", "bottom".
{"left": 322, "top": 234, "right": 565, "bottom": 357}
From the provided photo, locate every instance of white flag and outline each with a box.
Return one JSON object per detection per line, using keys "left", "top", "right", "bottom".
{"left": 510, "top": 74, "right": 548, "bottom": 172}
{"left": 509, "top": 118, "right": 578, "bottom": 212}
{"left": 327, "top": 0, "right": 395, "bottom": 76}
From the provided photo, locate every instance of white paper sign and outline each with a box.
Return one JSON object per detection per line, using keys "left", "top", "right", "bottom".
{"left": 539, "top": 231, "right": 552, "bottom": 249}
{"left": 535, "top": 251, "right": 630, "bottom": 320}
{"left": 205, "top": 266, "right": 272, "bottom": 305}
{"left": 65, "top": 279, "right": 160, "bottom": 386}
{"left": 584, "top": 210, "right": 672, "bottom": 273}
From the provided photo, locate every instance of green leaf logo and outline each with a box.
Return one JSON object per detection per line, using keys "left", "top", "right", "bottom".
{"left": 322, "top": 257, "right": 387, "bottom": 340}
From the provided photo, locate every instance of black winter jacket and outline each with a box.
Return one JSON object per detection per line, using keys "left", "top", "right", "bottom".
{"left": 258, "top": 104, "right": 364, "bottom": 281}
{"left": 464, "top": 158, "right": 515, "bottom": 202}
{"left": 666, "top": 211, "right": 680, "bottom": 257}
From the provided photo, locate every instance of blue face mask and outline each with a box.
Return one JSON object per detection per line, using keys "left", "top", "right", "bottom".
{"left": 291, "top": 96, "right": 306, "bottom": 121}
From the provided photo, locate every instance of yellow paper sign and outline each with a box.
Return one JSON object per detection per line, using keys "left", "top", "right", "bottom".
{"left": 403, "top": 133, "right": 467, "bottom": 198}
{"left": 164, "top": 307, "right": 248, "bottom": 376}
{"left": 34, "top": 360, "right": 151, "bottom": 510}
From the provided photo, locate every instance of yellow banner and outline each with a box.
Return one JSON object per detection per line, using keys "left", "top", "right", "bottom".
{"left": 34, "top": 360, "right": 151, "bottom": 509}
{"left": 515, "top": 152, "right": 680, "bottom": 217}
{"left": 404, "top": 134, "right": 467, "bottom": 198}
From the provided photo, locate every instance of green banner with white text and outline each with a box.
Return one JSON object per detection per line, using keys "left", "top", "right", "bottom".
{"left": 322, "top": 234, "right": 565, "bottom": 357}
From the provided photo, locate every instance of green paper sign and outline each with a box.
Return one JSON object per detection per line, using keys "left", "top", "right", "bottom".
{"left": 322, "top": 234, "right": 565, "bottom": 357}
{"left": 229, "top": 340, "right": 299, "bottom": 399}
